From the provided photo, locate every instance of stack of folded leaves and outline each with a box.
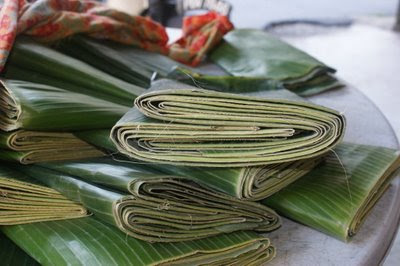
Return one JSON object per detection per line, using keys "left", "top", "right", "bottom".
{"left": 0, "top": 78, "right": 133, "bottom": 164}
{"left": 0, "top": 34, "right": 151, "bottom": 164}
{"left": 0, "top": 166, "right": 88, "bottom": 225}
{"left": 0, "top": 39, "right": 280, "bottom": 265}
{"left": 107, "top": 78, "right": 399, "bottom": 244}
{"left": 0, "top": 14, "right": 399, "bottom": 266}
{"left": 210, "top": 29, "right": 344, "bottom": 96}
{"left": 77, "top": 128, "right": 324, "bottom": 200}
{"left": 17, "top": 160, "right": 281, "bottom": 242}
{"left": 111, "top": 79, "right": 345, "bottom": 167}
{"left": 3, "top": 217, "right": 276, "bottom": 265}
{"left": 4, "top": 38, "right": 145, "bottom": 106}
{"left": 53, "top": 30, "right": 343, "bottom": 96}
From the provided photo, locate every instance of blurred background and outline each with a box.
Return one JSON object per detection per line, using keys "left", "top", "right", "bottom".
{"left": 106, "top": 0, "right": 399, "bottom": 29}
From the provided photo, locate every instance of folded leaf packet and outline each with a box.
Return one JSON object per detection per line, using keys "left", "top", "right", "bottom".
{"left": 55, "top": 36, "right": 285, "bottom": 95}
{"left": 211, "top": 29, "right": 343, "bottom": 96}
{"left": 2, "top": 217, "right": 275, "bottom": 266}
{"left": 0, "top": 130, "right": 104, "bottom": 164}
{"left": 19, "top": 161, "right": 280, "bottom": 242}
{"left": 263, "top": 143, "right": 400, "bottom": 241}
{"left": 111, "top": 80, "right": 345, "bottom": 167}
{"left": 55, "top": 36, "right": 179, "bottom": 88}
{"left": 0, "top": 166, "right": 88, "bottom": 225}
{"left": 4, "top": 38, "right": 145, "bottom": 106}
{"left": 153, "top": 158, "right": 323, "bottom": 201}
{"left": 77, "top": 129, "right": 321, "bottom": 201}
{"left": 0, "top": 79, "right": 129, "bottom": 132}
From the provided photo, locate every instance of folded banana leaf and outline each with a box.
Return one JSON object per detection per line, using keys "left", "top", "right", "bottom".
{"left": 0, "top": 79, "right": 129, "bottom": 131}
{"left": 111, "top": 79, "right": 345, "bottom": 167}
{"left": 3, "top": 38, "right": 145, "bottom": 106}
{"left": 0, "top": 130, "right": 104, "bottom": 164}
{"left": 2, "top": 217, "right": 276, "bottom": 265}
{"left": 0, "top": 233, "right": 39, "bottom": 266}
{"left": 55, "top": 35, "right": 179, "bottom": 88}
{"left": 210, "top": 29, "right": 343, "bottom": 96}
{"left": 167, "top": 66, "right": 283, "bottom": 94}
{"left": 18, "top": 161, "right": 280, "bottom": 242}
{"left": 55, "top": 36, "right": 285, "bottom": 94}
{"left": 77, "top": 129, "right": 321, "bottom": 200}
{"left": 263, "top": 143, "right": 400, "bottom": 241}
{"left": 0, "top": 166, "right": 88, "bottom": 225}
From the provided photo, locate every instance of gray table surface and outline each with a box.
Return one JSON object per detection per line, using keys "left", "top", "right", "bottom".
{"left": 266, "top": 83, "right": 400, "bottom": 266}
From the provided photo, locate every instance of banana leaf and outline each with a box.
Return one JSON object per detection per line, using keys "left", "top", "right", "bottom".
{"left": 17, "top": 162, "right": 280, "bottom": 242}
{"left": 2, "top": 217, "right": 276, "bottom": 265}
{"left": 0, "top": 130, "right": 104, "bottom": 164}
{"left": 3, "top": 37, "right": 145, "bottom": 106}
{"left": 210, "top": 29, "right": 343, "bottom": 96}
{"left": 263, "top": 142, "right": 400, "bottom": 241}
{"left": 55, "top": 35, "right": 179, "bottom": 88}
{"left": 77, "top": 129, "right": 321, "bottom": 200}
{"left": 111, "top": 79, "right": 345, "bottom": 167}
{"left": 167, "top": 66, "right": 283, "bottom": 94}
{"left": 0, "top": 79, "right": 129, "bottom": 131}
{"left": 0, "top": 165, "right": 88, "bottom": 225}
{"left": 55, "top": 36, "right": 286, "bottom": 94}
{"left": 0, "top": 233, "right": 39, "bottom": 266}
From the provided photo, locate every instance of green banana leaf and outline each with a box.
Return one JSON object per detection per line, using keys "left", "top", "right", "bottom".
{"left": 0, "top": 130, "right": 104, "bottom": 164}
{"left": 210, "top": 29, "right": 343, "bottom": 96}
{"left": 77, "top": 129, "right": 321, "bottom": 200}
{"left": 0, "top": 79, "right": 129, "bottom": 131}
{"left": 111, "top": 79, "right": 345, "bottom": 167}
{"left": 0, "top": 165, "right": 88, "bottom": 225}
{"left": 2, "top": 217, "right": 275, "bottom": 265}
{"left": 76, "top": 129, "right": 118, "bottom": 152}
{"left": 3, "top": 37, "right": 145, "bottom": 106}
{"left": 55, "top": 35, "right": 180, "bottom": 88}
{"left": 0, "top": 233, "right": 39, "bottom": 266}
{"left": 167, "top": 66, "right": 283, "bottom": 94}
{"left": 17, "top": 161, "right": 280, "bottom": 242}
{"left": 55, "top": 36, "right": 286, "bottom": 95}
{"left": 263, "top": 142, "right": 400, "bottom": 241}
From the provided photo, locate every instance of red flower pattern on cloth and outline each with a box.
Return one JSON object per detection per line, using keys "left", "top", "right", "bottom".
{"left": 0, "top": 0, "right": 233, "bottom": 71}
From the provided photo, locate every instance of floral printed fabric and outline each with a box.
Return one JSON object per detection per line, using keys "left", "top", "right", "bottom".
{"left": 169, "top": 11, "right": 234, "bottom": 66}
{"left": 0, "top": 0, "right": 233, "bottom": 71}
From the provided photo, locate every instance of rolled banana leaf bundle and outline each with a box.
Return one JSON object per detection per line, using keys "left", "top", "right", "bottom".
{"left": 263, "top": 143, "right": 400, "bottom": 241}
{"left": 0, "top": 130, "right": 104, "bottom": 164}
{"left": 210, "top": 29, "right": 343, "bottom": 96}
{"left": 3, "top": 38, "right": 145, "bottom": 106}
{"left": 77, "top": 129, "right": 321, "bottom": 201}
{"left": 0, "top": 79, "right": 129, "bottom": 132}
{"left": 0, "top": 166, "right": 88, "bottom": 225}
{"left": 18, "top": 162, "right": 281, "bottom": 242}
{"left": 0, "top": 233, "right": 38, "bottom": 266}
{"left": 111, "top": 80, "right": 345, "bottom": 167}
{"left": 2, "top": 217, "right": 276, "bottom": 266}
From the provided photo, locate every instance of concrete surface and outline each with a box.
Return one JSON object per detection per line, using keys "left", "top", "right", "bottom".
{"left": 279, "top": 23, "right": 400, "bottom": 147}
